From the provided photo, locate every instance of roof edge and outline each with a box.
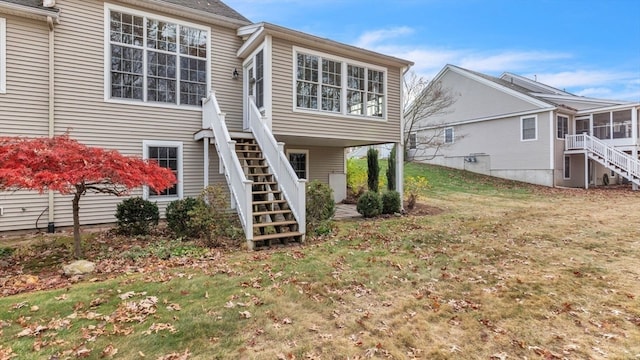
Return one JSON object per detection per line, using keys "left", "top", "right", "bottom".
{"left": 0, "top": 1, "right": 59, "bottom": 22}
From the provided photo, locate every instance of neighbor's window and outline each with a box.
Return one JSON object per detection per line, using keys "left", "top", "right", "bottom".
{"left": 143, "top": 140, "right": 183, "bottom": 199}
{"left": 521, "top": 116, "right": 537, "bottom": 141}
{"left": 564, "top": 156, "right": 570, "bottom": 179}
{"left": 593, "top": 112, "right": 610, "bottom": 139}
{"left": 557, "top": 115, "right": 569, "bottom": 139}
{"left": 295, "top": 48, "right": 386, "bottom": 118}
{"left": 409, "top": 132, "right": 417, "bottom": 149}
{"left": 287, "top": 150, "right": 308, "bottom": 179}
{"left": 0, "top": 17, "right": 6, "bottom": 94}
{"left": 107, "top": 7, "right": 209, "bottom": 106}
{"left": 444, "top": 127, "right": 454, "bottom": 144}
{"left": 575, "top": 118, "right": 589, "bottom": 135}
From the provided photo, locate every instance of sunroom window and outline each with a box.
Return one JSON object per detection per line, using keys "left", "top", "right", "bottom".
{"left": 295, "top": 49, "right": 386, "bottom": 119}
{"left": 108, "top": 8, "right": 208, "bottom": 106}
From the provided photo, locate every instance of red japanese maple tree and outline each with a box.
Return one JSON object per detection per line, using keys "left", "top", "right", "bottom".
{"left": 0, "top": 134, "right": 176, "bottom": 258}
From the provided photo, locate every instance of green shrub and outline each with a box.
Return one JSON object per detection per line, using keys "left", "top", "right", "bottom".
{"left": 405, "top": 176, "right": 430, "bottom": 210}
{"left": 367, "top": 147, "right": 379, "bottom": 192}
{"left": 306, "top": 180, "right": 335, "bottom": 235}
{"left": 381, "top": 190, "right": 401, "bottom": 214}
{"left": 386, "top": 144, "right": 396, "bottom": 191}
{"left": 115, "top": 197, "right": 159, "bottom": 236}
{"left": 356, "top": 190, "right": 382, "bottom": 218}
{"left": 166, "top": 197, "right": 202, "bottom": 238}
{"left": 189, "top": 184, "right": 242, "bottom": 247}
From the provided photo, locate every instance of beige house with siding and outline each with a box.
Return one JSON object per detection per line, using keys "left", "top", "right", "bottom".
{"left": 0, "top": 0, "right": 412, "bottom": 248}
{"left": 408, "top": 64, "right": 639, "bottom": 189}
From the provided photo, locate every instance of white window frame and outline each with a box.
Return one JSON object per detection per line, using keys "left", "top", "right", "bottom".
{"left": 444, "top": 127, "right": 454, "bottom": 144}
{"left": 563, "top": 156, "right": 571, "bottom": 179}
{"left": 286, "top": 149, "right": 309, "bottom": 180}
{"left": 292, "top": 46, "right": 388, "bottom": 121}
{"left": 142, "top": 140, "right": 183, "bottom": 201}
{"left": 0, "top": 17, "right": 6, "bottom": 94}
{"left": 103, "top": 3, "right": 211, "bottom": 110}
{"left": 521, "top": 115, "right": 538, "bottom": 141}
{"left": 409, "top": 132, "right": 417, "bottom": 149}
{"left": 557, "top": 115, "right": 569, "bottom": 139}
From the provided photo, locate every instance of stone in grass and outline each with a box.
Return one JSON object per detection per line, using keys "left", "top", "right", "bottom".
{"left": 62, "top": 260, "right": 96, "bottom": 276}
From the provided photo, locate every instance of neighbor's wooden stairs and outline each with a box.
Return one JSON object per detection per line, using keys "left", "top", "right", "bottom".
{"left": 234, "top": 138, "right": 303, "bottom": 248}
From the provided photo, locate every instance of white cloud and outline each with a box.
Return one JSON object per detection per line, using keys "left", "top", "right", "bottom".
{"left": 354, "top": 27, "right": 414, "bottom": 48}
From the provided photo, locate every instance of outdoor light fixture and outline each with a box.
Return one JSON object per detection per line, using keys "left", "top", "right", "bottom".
{"left": 232, "top": 68, "right": 239, "bottom": 79}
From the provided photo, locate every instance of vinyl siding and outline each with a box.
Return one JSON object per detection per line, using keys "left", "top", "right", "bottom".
{"left": 270, "top": 37, "right": 402, "bottom": 144}
{"left": 0, "top": 14, "right": 50, "bottom": 232}
{"left": 22, "top": 0, "right": 241, "bottom": 229}
{"left": 283, "top": 145, "right": 344, "bottom": 184}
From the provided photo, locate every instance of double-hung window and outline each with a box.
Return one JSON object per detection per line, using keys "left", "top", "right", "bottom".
{"left": 0, "top": 17, "right": 6, "bottom": 94}
{"left": 143, "top": 140, "right": 183, "bottom": 200}
{"left": 287, "top": 149, "right": 308, "bottom": 180}
{"left": 521, "top": 116, "right": 537, "bottom": 141}
{"left": 295, "top": 48, "right": 386, "bottom": 119}
{"left": 255, "top": 50, "right": 264, "bottom": 108}
{"left": 444, "top": 127, "right": 454, "bottom": 144}
{"left": 107, "top": 6, "right": 209, "bottom": 106}
{"left": 557, "top": 115, "right": 568, "bottom": 139}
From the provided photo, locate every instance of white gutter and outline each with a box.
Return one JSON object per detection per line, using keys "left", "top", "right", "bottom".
{"left": 0, "top": 2, "right": 59, "bottom": 22}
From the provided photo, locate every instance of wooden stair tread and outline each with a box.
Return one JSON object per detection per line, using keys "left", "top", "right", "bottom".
{"left": 253, "top": 199, "right": 287, "bottom": 205}
{"left": 253, "top": 190, "right": 281, "bottom": 194}
{"left": 253, "top": 231, "right": 303, "bottom": 242}
{"left": 253, "top": 220, "right": 297, "bottom": 228}
{"left": 253, "top": 209, "right": 291, "bottom": 216}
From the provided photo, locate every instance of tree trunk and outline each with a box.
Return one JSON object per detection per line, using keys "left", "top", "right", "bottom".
{"left": 72, "top": 191, "right": 82, "bottom": 259}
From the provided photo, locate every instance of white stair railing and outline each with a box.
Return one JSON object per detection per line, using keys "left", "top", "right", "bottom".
{"left": 203, "top": 92, "right": 254, "bottom": 241}
{"left": 566, "top": 134, "right": 640, "bottom": 185}
{"left": 248, "top": 98, "right": 306, "bottom": 236}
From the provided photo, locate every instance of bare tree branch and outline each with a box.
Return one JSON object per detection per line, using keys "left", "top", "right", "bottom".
{"left": 403, "top": 71, "right": 459, "bottom": 160}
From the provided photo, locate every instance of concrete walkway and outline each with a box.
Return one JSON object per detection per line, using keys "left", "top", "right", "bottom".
{"left": 334, "top": 203, "right": 361, "bottom": 220}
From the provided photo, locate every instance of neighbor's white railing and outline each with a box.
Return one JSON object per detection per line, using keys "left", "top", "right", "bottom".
{"left": 248, "top": 97, "right": 306, "bottom": 236}
{"left": 203, "top": 92, "right": 254, "bottom": 241}
{"left": 566, "top": 133, "right": 640, "bottom": 185}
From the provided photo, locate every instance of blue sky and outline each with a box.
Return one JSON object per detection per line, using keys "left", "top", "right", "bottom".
{"left": 225, "top": 0, "right": 640, "bottom": 102}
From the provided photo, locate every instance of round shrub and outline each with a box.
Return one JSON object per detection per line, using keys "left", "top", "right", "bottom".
{"left": 381, "top": 190, "right": 401, "bottom": 214}
{"left": 306, "top": 180, "right": 335, "bottom": 234}
{"left": 166, "top": 197, "right": 202, "bottom": 238}
{"left": 356, "top": 190, "right": 382, "bottom": 218}
{"left": 115, "top": 197, "right": 159, "bottom": 236}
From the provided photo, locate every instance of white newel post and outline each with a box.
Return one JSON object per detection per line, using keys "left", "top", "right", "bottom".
{"left": 203, "top": 139, "right": 209, "bottom": 188}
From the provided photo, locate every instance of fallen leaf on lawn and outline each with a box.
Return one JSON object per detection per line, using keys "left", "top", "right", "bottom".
{"left": 118, "top": 291, "right": 135, "bottom": 300}
{"left": 0, "top": 345, "right": 16, "bottom": 359}
{"left": 282, "top": 318, "right": 292, "bottom": 325}
{"left": 30, "top": 306, "right": 39, "bottom": 312}
{"left": 205, "top": 291, "right": 209, "bottom": 299}
{"left": 76, "top": 346, "right": 91, "bottom": 358}
{"left": 12, "top": 302, "right": 28, "bottom": 309}
{"left": 138, "top": 351, "right": 146, "bottom": 357}
{"left": 239, "top": 311, "right": 252, "bottom": 319}
{"left": 166, "top": 303, "right": 181, "bottom": 311}
{"left": 157, "top": 349, "right": 191, "bottom": 360}
{"left": 55, "top": 294, "right": 68, "bottom": 301}
{"left": 101, "top": 344, "right": 118, "bottom": 357}
{"left": 225, "top": 301, "right": 235, "bottom": 308}
{"left": 144, "top": 323, "right": 177, "bottom": 334}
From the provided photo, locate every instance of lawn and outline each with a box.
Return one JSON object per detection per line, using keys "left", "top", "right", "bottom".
{"left": 1, "top": 163, "right": 639, "bottom": 359}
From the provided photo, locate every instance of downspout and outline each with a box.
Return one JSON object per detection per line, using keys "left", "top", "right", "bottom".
{"left": 47, "top": 15, "right": 55, "bottom": 232}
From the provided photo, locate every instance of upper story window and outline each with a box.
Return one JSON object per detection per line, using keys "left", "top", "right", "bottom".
{"left": 295, "top": 48, "right": 386, "bottom": 119}
{"left": 255, "top": 50, "right": 264, "bottom": 108}
{"left": 575, "top": 118, "right": 589, "bottom": 135}
{"left": 106, "top": 5, "right": 210, "bottom": 107}
{"left": 521, "top": 115, "right": 537, "bottom": 141}
{"left": 0, "top": 17, "right": 6, "bottom": 94}
{"left": 557, "top": 115, "right": 569, "bottom": 139}
{"left": 444, "top": 127, "right": 454, "bottom": 144}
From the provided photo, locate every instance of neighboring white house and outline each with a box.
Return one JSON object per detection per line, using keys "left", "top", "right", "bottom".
{"left": 407, "top": 64, "right": 639, "bottom": 189}
{"left": 0, "top": 0, "right": 412, "bottom": 248}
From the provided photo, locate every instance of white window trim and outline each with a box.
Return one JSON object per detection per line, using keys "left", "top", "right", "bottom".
{"left": 292, "top": 46, "right": 388, "bottom": 121}
{"left": 286, "top": 149, "right": 309, "bottom": 180}
{"left": 444, "top": 127, "right": 454, "bottom": 144}
{"left": 142, "top": 140, "right": 183, "bottom": 201}
{"left": 103, "top": 3, "right": 211, "bottom": 110}
{"left": 563, "top": 155, "right": 571, "bottom": 180}
{"left": 409, "top": 132, "right": 417, "bottom": 149}
{"left": 557, "top": 115, "right": 569, "bottom": 139}
{"left": 520, "top": 115, "right": 538, "bottom": 141}
{"left": 0, "top": 17, "right": 6, "bottom": 94}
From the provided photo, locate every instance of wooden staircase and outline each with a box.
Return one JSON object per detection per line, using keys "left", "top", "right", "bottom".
{"left": 234, "top": 138, "right": 303, "bottom": 248}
